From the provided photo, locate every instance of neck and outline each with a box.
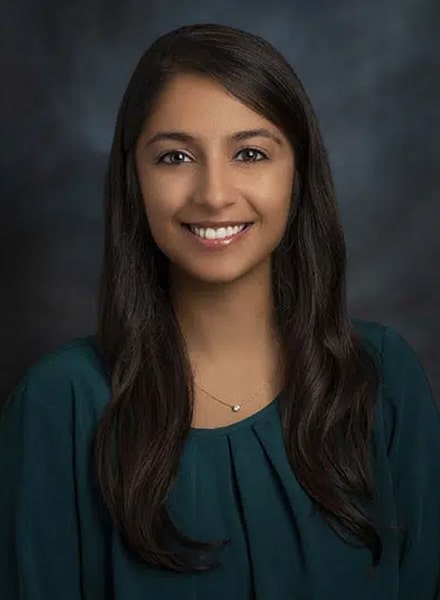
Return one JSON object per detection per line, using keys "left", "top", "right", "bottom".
{"left": 169, "top": 260, "right": 280, "bottom": 366}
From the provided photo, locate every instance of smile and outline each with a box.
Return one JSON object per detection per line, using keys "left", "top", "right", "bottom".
{"left": 181, "top": 222, "right": 254, "bottom": 249}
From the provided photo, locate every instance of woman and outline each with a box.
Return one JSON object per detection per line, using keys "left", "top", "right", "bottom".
{"left": 0, "top": 23, "right": 439, "bottom": 600}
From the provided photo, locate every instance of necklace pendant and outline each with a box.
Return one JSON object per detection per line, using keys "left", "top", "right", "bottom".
{"left": 232, "top": 405, "right": 241, "bottom": 412}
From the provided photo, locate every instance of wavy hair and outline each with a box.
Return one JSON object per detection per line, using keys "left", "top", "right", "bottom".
{"left": 94, "top": 23, "right": 383, "bottom": 573}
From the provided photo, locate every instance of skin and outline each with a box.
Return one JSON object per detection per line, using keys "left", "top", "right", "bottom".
{"left": 135, "top": 73, "right": 295, "bottom": 402}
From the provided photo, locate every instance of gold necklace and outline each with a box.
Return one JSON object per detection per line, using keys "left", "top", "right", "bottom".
{"left": 194, "top": 372, "right": 278, "bottom": 412}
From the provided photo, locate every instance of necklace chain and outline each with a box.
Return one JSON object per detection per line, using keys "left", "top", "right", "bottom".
{"left": 194, "top": 372, "right": 278, "bottom": 412}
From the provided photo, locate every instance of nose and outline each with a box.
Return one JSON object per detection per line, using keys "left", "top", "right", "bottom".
{"left": 192, "top": 155, "right": 237, "bottom": 209}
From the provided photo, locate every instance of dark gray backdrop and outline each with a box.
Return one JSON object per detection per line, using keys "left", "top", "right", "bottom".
{"left": 1, "top": 0, "right": 439, "bottom": 403}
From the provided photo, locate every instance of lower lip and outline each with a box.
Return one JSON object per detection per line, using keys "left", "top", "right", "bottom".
{"left": 181, "top": 223, "right": 254, "bottom": 249}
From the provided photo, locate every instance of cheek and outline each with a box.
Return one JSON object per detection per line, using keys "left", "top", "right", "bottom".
{"left": 143, "top": 203, "right": 174, "bottom": 244}
{"left": 258, "top": 172, "right": 293, "bottom": 219}
{"left": 139, "top": 178, "right": 181, "bottom": 226}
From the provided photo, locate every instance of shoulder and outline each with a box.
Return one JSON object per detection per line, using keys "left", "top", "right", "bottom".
{"left": 351, "top": 317, "right": 434, "bottom": 389}
{"left": 3, "top": 334, "right": 110, "bottom": 417}
{"left": 351, "top": 317, "right": 385, "bottom": 365}
{"left": 351, "top": 316, "right": 436, "bottom": 402}
{"left": 351, "top": 317, "right": 439, "bottom": 452}
{"left": 352, "top": 317, "right": 435, "bottom": 401}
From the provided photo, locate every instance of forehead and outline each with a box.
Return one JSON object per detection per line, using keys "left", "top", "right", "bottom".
{"left": 144, "top": 73, "right": 279, "bottom": 136}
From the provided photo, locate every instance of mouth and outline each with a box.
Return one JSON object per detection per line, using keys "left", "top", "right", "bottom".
{"left": 180, "top": 221, "right": 254, "bottom": 248}
{"left": 181, "top": 223, "right": 254, "bottom": 230}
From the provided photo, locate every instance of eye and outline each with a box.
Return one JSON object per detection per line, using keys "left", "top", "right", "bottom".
{"left": 235, "top": 148, "right": 268, "bottom": 162}
{"left": 156, "top": 150, "right": 192, "bottom": 165}
{"left": 156, "top": 147, "right": 269, "bottom": 166}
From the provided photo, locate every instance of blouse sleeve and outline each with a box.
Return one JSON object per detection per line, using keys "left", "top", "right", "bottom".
{"left": 381, "top": 326, "right": 440, "bottom": 599}
{"left": 0, "top": 369, "right": 83, "bottom": 599}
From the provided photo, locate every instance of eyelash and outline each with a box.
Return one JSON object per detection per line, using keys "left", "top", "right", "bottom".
{"left": 156, "top": 147, "right": 269, "bottom": 165}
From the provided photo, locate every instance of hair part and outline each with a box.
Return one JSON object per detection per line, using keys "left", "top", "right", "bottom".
{"left": 94, "top": 22, "right": 387, "bottom": 573}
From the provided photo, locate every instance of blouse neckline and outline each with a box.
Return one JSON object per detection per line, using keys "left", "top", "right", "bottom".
{"left": 189, "top": 388, "right": 283, "bottom": 437}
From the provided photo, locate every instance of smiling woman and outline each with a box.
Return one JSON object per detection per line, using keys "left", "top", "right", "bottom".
{"left": 0, "top": 22, "right": 439, "bottom": 600}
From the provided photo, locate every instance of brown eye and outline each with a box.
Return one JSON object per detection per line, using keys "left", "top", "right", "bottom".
{"left": 157, "top": 151, "right": 192, "bottom": 165}
{"left": 235, "top": 148, "right": 267, "bottom": 162}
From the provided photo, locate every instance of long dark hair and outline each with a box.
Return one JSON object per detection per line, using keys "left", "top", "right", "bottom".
{"left": 94, "top": 23, "right": 383, "bottom": 573}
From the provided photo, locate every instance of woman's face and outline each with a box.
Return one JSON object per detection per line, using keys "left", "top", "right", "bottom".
{"left": 135, "top": 72, "right": 295, "bottom": 286}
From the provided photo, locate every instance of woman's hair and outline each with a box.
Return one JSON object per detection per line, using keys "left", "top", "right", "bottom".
{"left": 94, "top": 23, "right": 384, "bottom": 573}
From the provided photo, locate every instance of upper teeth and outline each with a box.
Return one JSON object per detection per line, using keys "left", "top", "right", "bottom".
{"left": 189, "top": 224, "right": 248, "bottom": 239}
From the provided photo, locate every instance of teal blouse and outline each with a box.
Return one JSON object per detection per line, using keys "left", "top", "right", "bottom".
{"left": 0, "top": 319, "right": 439, "bottom": 599}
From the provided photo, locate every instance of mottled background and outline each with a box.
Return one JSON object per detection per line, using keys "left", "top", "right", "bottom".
{"left": 1, "top": 0, "right": 439, "bottom": 403}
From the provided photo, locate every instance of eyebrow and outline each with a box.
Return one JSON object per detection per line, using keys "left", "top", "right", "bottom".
{"left": 144, "top": 128, "right": 283, "bottom": 148}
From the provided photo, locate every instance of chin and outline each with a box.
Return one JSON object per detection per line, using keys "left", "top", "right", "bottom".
{"left": 169, "top": 258, "right": 267, "bottom": 288}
